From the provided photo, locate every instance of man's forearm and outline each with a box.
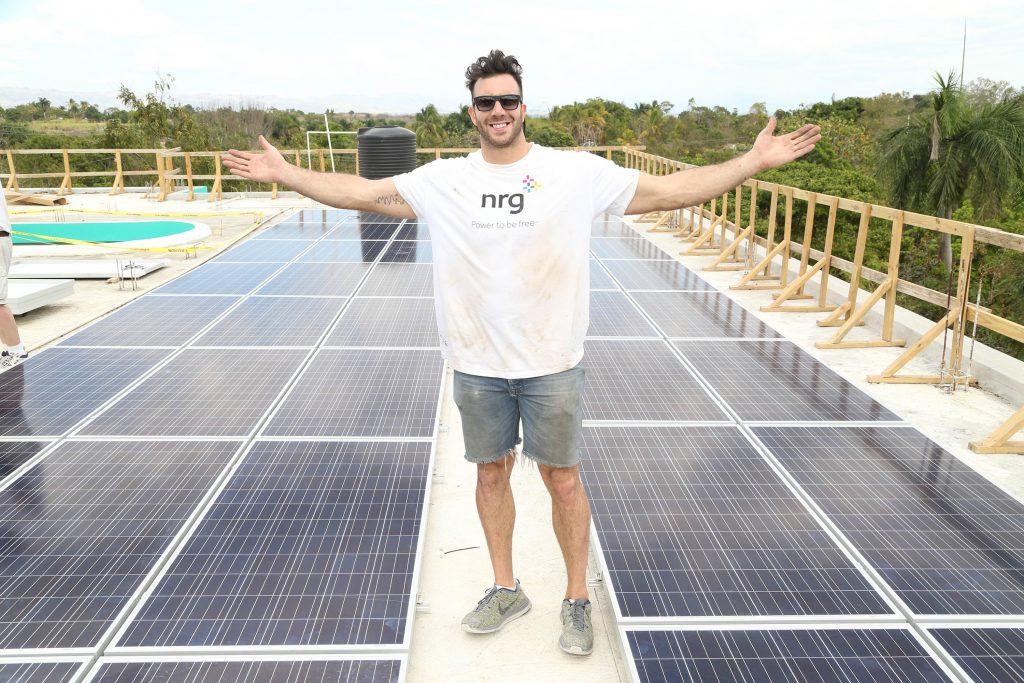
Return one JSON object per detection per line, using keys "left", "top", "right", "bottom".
{"left": 275, "top": 164, "right": 413, "bottom": 218}
{"left": 663, "top": 151, "right": 766, "bottom": 209}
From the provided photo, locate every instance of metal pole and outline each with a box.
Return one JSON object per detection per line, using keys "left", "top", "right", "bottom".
{"left": 324, "top": 114, "right": 336, "bottom": 173}
{"left": 306, "top": 131, "right": 313, "bottom": 171}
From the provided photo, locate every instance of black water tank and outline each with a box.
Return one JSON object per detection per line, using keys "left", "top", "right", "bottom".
{"left": 357, "top": 126, "right": 417, "bottom": 179}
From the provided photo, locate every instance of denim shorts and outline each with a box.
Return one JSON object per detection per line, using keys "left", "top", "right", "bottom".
{"left": 452, "top": 365, "right": 586, "bottom": 468}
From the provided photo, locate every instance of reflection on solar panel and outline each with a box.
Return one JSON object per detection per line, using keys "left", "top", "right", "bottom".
{"left": 264, "top": 349, "right": 443, "bottom": 438}
{"left": 753, "top": 426, "right": 1024, "bottom": 615}
{"left": 282, "top": 208, "right": 358, "bottom": 223}
{"left": 255, "top": 263, "right": 371, "bottom": 297}
{"left": 395, "top": 222, "right": 430, "bottom": 240}
{"left": 0, "top": 348, "right": 172, "bottom": 437}
{"left": 215, "top": 239, "right": 311, "bottom": 262}
{"left": 626, "top": 628, "right": 953, "bottom": 683}
{"left": 633, "top": 292, "right": 781, "bottom": 339}
{"left": 0, "top": 440, "right": 238, "bottom": 650}
{"left": 581, "top": 340, "right": 727, "bottom": 422}
{"left": 0, "top": 441, "right": 50, "bottom": 482}
{"left": 91, "top": 658, "right": 401, "bottom": 682}
{"left": 60, "top": 295, "right": 239, "bottom": 347}
{"left": 156, "top": 262, "right": 281, "bottom": 295}
{"left": 582, "top": 426, "right": 891, "bottom": 618}
{"left": 592, "top": 218, "right": 640, "bottom": 238}
{"left": 587, "top": 291, "right": 659, "bottom": 338}
{"left": 590, "top": 260, "right": 617, "bottom": 289}
{"left": 600, "top": 259, "right": 713, "bottom": 291}
{"left": 381, "top": 241, "right": 433, "bottom": 263}
{"left": 81, "top": 349, "right": 308, "bottom": 437}
{"left": 676, "top": 340, "right": 899, "bottom": 422}
{"left": 253, "top": 223, "right": 337, "bottom": 240}
{"left": 359, "top": 263, "right": 434, "bottom": 297}
{"left": 299, "top": 240, "right": 387, "bottom": 263}
{"left": 590, "top": 237, "right": 673, "bottom": 260}
{"left": 931, "top": 628, "right": 1024, "bottom": 683}
{"left": 194, "top": 296, "right": 347, "bottom": 347}
{"left": 328, "top": 222, "right": 400, "bottom": 240}
{"left": 0, "top": 662, "right": 81, "bottom": 683}
{"left": 326, "top": 298, "right": 439, "bottom": 348}
{"left": 117, "top": 441, "right": 430, "bottom": 648}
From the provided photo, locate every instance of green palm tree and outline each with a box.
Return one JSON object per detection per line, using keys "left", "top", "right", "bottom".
{"left": 878, "top": 71, "right": 1024, "bottom": 268}
{"left": 413, "top": 104, "right": 445, "bottom": 147}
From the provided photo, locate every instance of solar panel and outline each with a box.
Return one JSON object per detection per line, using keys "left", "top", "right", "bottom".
{"left": 931, "top": 628, "right": 1024, "bottom": 683}
{"left": 115, "top": 440, "right": 431, "bottom": 648}
{"left": 381, "top": 240, "right": 433, "bottom": 263}
{"left": 632, "top": 291, "right": 781, "bottom": 339}
{"left": 0, "top": 440, "right": 239, "bottom": 650}
{"left": 193, "top": 296, "right": 347, "bottom": 347}
{"left": 590, "top": 260, "right": 617, "bottom": 290}
{"left": 0, "top": 662, "right": 82, "bottom": 683}
{"left": 582, "top": 425, "right": 891, "bottom": 618}
{"left": 59, "top": 295, "right": 240, "bottom": 347}
{"left": 625, "top": 628, "right": 954, "bottom": 683}
{"left": 592, "top": 218, "right": 641, "bottom": 238}
{"left": 80, "top": 349, "right": 309, "bottom": 438}
{"left": 587, "top": 291, "right": 659, "bottom": 338}
{"left": 599, "top": 259, "right": 714, "bottom": 291}
{"left": 0, "top": 348, "right": 172, "bottom": 438}
{"left": 253, "top": 222, "right": 337, "bottom": 240}
{"left": 675, "top": 340, "right": 900, "bottom": 422}
{"left": 90, "top": 658, "right": 402, "bottom": 682}
{"left": 263, "top": 349, "right": 442, "bottom": 438}
{"left": 581, "top": 340, "right": 727, "bottom": 422}
{"left": 298, "top": 240, "right": 388, "bottom": 263}
{"left": 155, "top": 262, "right": 281, "bottom": 295}
{"left": 752, "top": 425, "right": 1024, "bottom": 616}
{"left": 395, "top": 222, "right": 430, "bottom": 240}
{"left": 590, "top": 237, "right": 673, "bottom": 260}
{"left": 278, "top": 208, "right": 355, "bottom": 224}
{"left": 325, "top": 298, "right": 439, "bottom": 348}
{"left": 254, "top": 262, "right": 371, "bottom": 297}
{"left": 328, "top": 222, "right": 400, "bottom": 240}
{"left": 359, "top": 263, "right": 434, "bottom": 298}
{"left": 0, "top": 440, "right": 51, "bottom": 483}
{"left": 215, "top": 239, "right": 312, "bottom": 262}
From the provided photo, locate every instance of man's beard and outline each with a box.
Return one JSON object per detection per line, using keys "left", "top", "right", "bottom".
{"left": 475, "top": 117, "right": 523, "bottom": 148}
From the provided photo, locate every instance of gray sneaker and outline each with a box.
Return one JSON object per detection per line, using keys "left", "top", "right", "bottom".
{"left": 461, "top": 580, "right": 531, "bottom": 634}
{"left": 0, "top": 350, "right": 27, "bottom": 369}
{"left": 559, "top": 599, "right": 594, "bottom": 655}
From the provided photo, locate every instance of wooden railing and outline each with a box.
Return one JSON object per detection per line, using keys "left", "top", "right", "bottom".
{"left": 623, "top": 148, "right": 1024, "bottom": 455}
{"left": 1, "top": 145, "right": 641, "bottom": 202}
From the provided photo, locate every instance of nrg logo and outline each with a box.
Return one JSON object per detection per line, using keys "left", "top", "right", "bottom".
{"left": 480, "top": 175, "right": 542, "bottom": 215}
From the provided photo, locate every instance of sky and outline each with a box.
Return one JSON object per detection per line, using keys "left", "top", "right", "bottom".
{"left": 1, "top": 0, "right": 1022, "bottom": 115}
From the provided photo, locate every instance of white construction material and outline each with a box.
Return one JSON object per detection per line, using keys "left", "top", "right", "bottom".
{"left": 6, "top": 279, "right": 74, "bottom": 315}
{"left": 9, "top": 259, "right": 170, "bottom": 280}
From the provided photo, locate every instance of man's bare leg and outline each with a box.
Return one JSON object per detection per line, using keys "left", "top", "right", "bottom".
{"left": 0, "top": 305, "right": 21, "bottom": 347}
{"left": 538, "top": 463, "right": 590, "bottom": 600}
{"left": 476, "top": 451, "right": 516, "bottom": 586}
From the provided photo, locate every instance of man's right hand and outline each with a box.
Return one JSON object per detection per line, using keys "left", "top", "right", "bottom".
{"left": 223, "top": 135, "right": 289, "bottom": 184}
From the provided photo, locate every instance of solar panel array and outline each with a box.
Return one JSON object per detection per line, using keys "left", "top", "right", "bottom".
{"left": 1, "top": 210, "right": 444, "bottom": 681}
{"left": 583, "top": 216, "right": 1023, "bottom": 681}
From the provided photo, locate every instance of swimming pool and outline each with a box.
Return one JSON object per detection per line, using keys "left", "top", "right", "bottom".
{"left": 13, "top": 220, "right": 208, "bottom": 246}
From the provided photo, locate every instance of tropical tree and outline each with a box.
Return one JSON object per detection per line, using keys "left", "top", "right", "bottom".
{"left": 413, "top": 104, "right": 445, "bottom": 147}
{"left": 878, "top": 71, "right": 1024, "bottom": 268}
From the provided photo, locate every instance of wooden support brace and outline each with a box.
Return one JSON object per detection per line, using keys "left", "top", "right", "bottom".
{"left": 5, "top": 151, "right": 18, "bottom": 191}
{"left": 970, "top": 405, "right": 1024, "bottom": 455}
{"left": 58, "top": 149, "right": 72, "bottom": 195}
{"left": 646, "top": 211, "right": 677, "bottom": 233}
{"left": 185, "top": 153, "right": 195, "bottom": 201}
{"left": 867, "top": 308, "right": 963, "bottom": 383}
{"left": 731, "top": 240, "right": 788, "bottom": 290}
{"left": 110, "top": 150, "right": 124, "bottom": 195}
{"left": 210, "top": 154, "right": 223, "bottom": 202}
{"left": 818, "top": 204, "right": 873, "bottom": 326}
{"left": 682, "top": 215, "right": 724, "bottom": 254}
{"left": 815, "top": 280, "right": 906, "bottom": 348}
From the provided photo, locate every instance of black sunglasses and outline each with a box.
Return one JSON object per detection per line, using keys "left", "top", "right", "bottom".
{"left": 473, "top": 94, "right": 522, "bottom": 111}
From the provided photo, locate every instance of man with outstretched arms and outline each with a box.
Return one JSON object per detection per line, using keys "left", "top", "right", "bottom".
{"left": 224, "top": 49, "right": 820, "bottom": 656}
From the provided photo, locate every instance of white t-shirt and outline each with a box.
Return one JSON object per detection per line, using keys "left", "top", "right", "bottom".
{"left": 392, "top": 144, "right": 639, "bottom": 379}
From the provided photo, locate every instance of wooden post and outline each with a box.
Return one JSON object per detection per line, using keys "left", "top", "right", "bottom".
{"left": 58, "top": 148, "right": 72, "bottom": 195}
{"left": 819, "top": 203, "right": 872, "bottom": 326}
{"left": 732, "top": 187, "right": 794, "bottom": 290}
{"left": 792, "top": 192, "right": 817, "bottom": 298}
{"left": 319, "top": 149, "right": 326, "bottom": 172}
{"left": 210, "top": 153, "right": 223, "bottom": 202}
{"left": 760, "top": 196, "right": 839, "bottom": 313}
{"left": 110, "top": 150, "right": 124, "bottom": 195}
{"left": 185, "top": 153, "right": 195, "bottom": 201}
{"left": 705, "top": 182, "right": 758, "bottom": 272}
{"left": 606, "top": 148, "right": 612, "bottom": 160}
{"left": 4, "top": 151, "right": 18, "bottom": 191}
{"left": 881, "top": 211, "right": 905, "bottom": 341}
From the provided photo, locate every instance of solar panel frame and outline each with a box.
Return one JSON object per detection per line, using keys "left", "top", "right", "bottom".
{"left": 632, "top": 291, "right": 782, "bottom": 339}
{"left": 581, "top": 425, "right": 896, "bottom": 621}
{"left": 0, "top": 660, "right": 87, "bottom": 683}
{"left": 154, "top": 263, "right": 283, "bottom": 296}
{"left": 674, "top": 340, "right": 901, "bottom": 423}
{"left": 0, "top": 439, "right": 242, "bottom": 653}
{"left": 57, "top": 295, "right": 241, "bottom": 348}
{"left": 254, "top": 262, "right": 372, "bottom": 297}
{"left": 929, "top": 627, "right": 1024, "bottom": 683}
{"left": 589, "top": 238, "right": 674, "bottom": 260}
{"left": 599, "top": 259, "right": 714, "bottom": 292}
{"left": 380, "top": 241, "right": 433, "bottom": 263}
{"left": 358, "top": 263, "right": 434, "bottom": 298}
{"left": 214, "top": 239, "right": 313, "bottom": 263}
{"left": 587, "top": 291, "right": 660, "bottom": 339}
{"left": 324, "top": 297, "right": 439, "bottom": 348}
{"left": 589, "top": 259, "right": 618, "bottom": 290}
{"left": 327, "top": 222, "right": 401, "bottom": 241}
{"left": 750, "top": 425, "right": 1024, "bottom": 618}
{"left": 394, "top": 222, "right": 430, "bottom": 241}
{"left": 84, "top": 657, "right": 404, "bottom": 683}
{"left": 0, "top": 440, "right": 53, "bottom": 485}
{"left": 192, "top": 296, "right": 348, "bottom": 348}
{"left": 112, "top": 440, "right": 433, "bottom": 651}
{"left": 298, "top": 240, "right": 388, "bottom": 263}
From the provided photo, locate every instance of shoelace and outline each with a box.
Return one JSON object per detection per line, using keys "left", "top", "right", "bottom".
{"left": 474, "top": 586, "right": 501, "bottom": 611}
{"left": 568, "top": 601, "right": 588, "bottom": 630}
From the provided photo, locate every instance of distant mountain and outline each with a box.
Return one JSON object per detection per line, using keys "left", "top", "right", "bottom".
{"left": 0, "top": 86, "right": 461, "bottom": 115}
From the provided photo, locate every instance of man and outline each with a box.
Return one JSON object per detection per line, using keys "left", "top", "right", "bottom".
{"left": 0, "top": 191, "right": 27, "bottom": 368}
{"left": 223, "top": 49, "right": 820, "bottom": 656}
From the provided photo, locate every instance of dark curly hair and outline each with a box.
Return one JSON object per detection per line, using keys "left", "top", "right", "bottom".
{"left": 465, "top": 49, "right": 523, "bottom": 96}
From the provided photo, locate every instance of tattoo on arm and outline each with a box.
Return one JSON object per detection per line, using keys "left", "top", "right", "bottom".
{"left": 373, "top": 193, "right": 407, "bottom": 207}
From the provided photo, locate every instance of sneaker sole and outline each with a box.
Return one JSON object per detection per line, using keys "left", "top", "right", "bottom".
{"left": 559, "top": 642, "right": 593, "bottom": 656}
{"left": 461, "top": 599, "right": 531, "bottom": 634}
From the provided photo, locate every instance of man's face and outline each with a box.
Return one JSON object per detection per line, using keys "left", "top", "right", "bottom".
{"left": 469, "top": 74, "right": 526, "bottom": 149}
